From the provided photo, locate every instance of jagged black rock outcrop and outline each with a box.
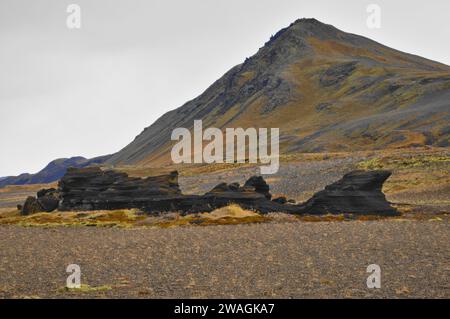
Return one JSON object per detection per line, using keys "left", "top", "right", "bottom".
{"left": 298, "top": 170, "right": 398, "bottom": 215}
{"left": 21, "top": 168, "right": 399, "bottom": 216}
{"left": 21, "top": 197, "right": 43, "bottom": 216}
{"left": 202, "top": 181, "right": 289, "bottom": 213}
{"left": 57, "top": 167, "right": 288, "bottom": 213}
{"left": 58, "top": 167, "right": 181, "bottom": 211}
{"left": 244, "top": 176, "right": 272, "bottom": 199}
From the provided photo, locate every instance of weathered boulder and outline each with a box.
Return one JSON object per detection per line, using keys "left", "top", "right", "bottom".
{"left": 37, "top": 188, "right": 57, "bottom": 198}
{"left": 20, "top": 188, "right": 60, "bottom": 215}
{"left": 298, "top": 170, "right": 399, "bottom": 215}
{"left": 31, "top": 188, "right": 61, "bottom": 212}
{"left": 37, "top": 195, "right": 59, "bottom": 213}
{"left": 244, "top": 176, "right": 272, "bottom": 199}
{"left": 21, "top": 196, "right": 43, "bottom": 215}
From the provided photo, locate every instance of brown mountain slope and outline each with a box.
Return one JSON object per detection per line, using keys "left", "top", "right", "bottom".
{"left": 107, "top": 18, "right": 450, "bottom": 167}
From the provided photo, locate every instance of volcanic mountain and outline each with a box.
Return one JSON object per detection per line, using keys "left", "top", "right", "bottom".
{"left": 107, "top": 18, "right": 450, "bottom": 167}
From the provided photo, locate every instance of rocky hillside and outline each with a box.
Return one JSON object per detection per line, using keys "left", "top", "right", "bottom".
{"left": 0, "top": 155, "right": 111, "bottom": 187}
{"left": 107, "top": 18, "right": 450, "bottom": 167}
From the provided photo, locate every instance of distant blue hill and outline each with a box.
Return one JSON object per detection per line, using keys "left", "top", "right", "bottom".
{"left": 0, "top": 155, "right": 112, "bottom": 188}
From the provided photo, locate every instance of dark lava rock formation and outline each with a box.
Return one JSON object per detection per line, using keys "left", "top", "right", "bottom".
{"left": 21, "top": 188, "right": 60, "bottom": 215}
{"left": 57, "top": 167, "right": 288, "bottom": 214}
{"left": 58, "top": 167, "right": 181, "bottom": 212}
{"left": 299, "top": 170, "right": 398, "bottom": 215}
{"left": 244, "top": 176, "right": 272, "bottom": 200}
{"left": 21, "top": 167, "right": 399, "bottom": 216}
{"left": 21, "top": 197, "right": 44, "bottom": 216}
{"left": 201, "top": 180, "right": 291, "bottom": 214}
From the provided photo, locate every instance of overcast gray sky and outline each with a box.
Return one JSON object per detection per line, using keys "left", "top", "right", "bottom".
{"left": 0, "top": 0, "right": 449, "bottom": 176}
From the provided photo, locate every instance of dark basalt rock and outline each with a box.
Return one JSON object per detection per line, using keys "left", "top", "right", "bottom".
{"left": 33, "top": 188, "right": 60, "bottom": 212}
{"left": 21, "top": 196, "right": 43, "bottom": 215}
{"left": 298, "top": 170, "right": 399, "bottom": 215}
{"left": 58, "top": 167, "right": 181, "bottom": 211}
{"left": 203, "top": 181, "right": 277, "bottom": 213}
{"left": 37, "top": 188, "right": 57, "bottom": 198}
{"left": 20, "top": 188, "right": 60, "bottom": 215}
{"left": 37, "top": 191, "right": 60, "bottom": 212}
{"left": 272, "top": 196, "right": 287, "bottom": 204}
{"left": 20, "top": 167, "right": 398, "bottom": 216}
{"left": 201, "top": 179, "right": 308, "bottom": 214}
{"left": 244, "top": 176, "right": 272, "bottom": 199}
{"left": 54, "top": 167, "right": 289, "bottom": 214}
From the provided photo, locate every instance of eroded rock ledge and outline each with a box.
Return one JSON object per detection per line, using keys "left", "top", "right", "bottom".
{"left": 300, "top": 170, "right": 398, "bottom": 215}
{"left": 20, "top": 167, "right": 399, "bottom": 216}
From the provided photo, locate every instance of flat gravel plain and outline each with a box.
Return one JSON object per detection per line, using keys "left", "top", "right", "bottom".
{"left": 0, "top": 220, "right": 448, "bottom": 298}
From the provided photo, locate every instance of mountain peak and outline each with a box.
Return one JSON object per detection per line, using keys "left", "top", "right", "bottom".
{"left": 257, "top": 17, "right": 346, "bottom": 64}
{"left": 107, "top": 20, "right": 450, "bottom": 166}
{"left": 266, "top": 18, "right": 341, "bottom": 46}
{"left": 291, "top": 17, "right": 325, "bottom": 25}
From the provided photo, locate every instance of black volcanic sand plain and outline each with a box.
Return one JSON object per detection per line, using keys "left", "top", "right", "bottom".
{"left": 0, "top": 221, "right": 448, "bottom": 299}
